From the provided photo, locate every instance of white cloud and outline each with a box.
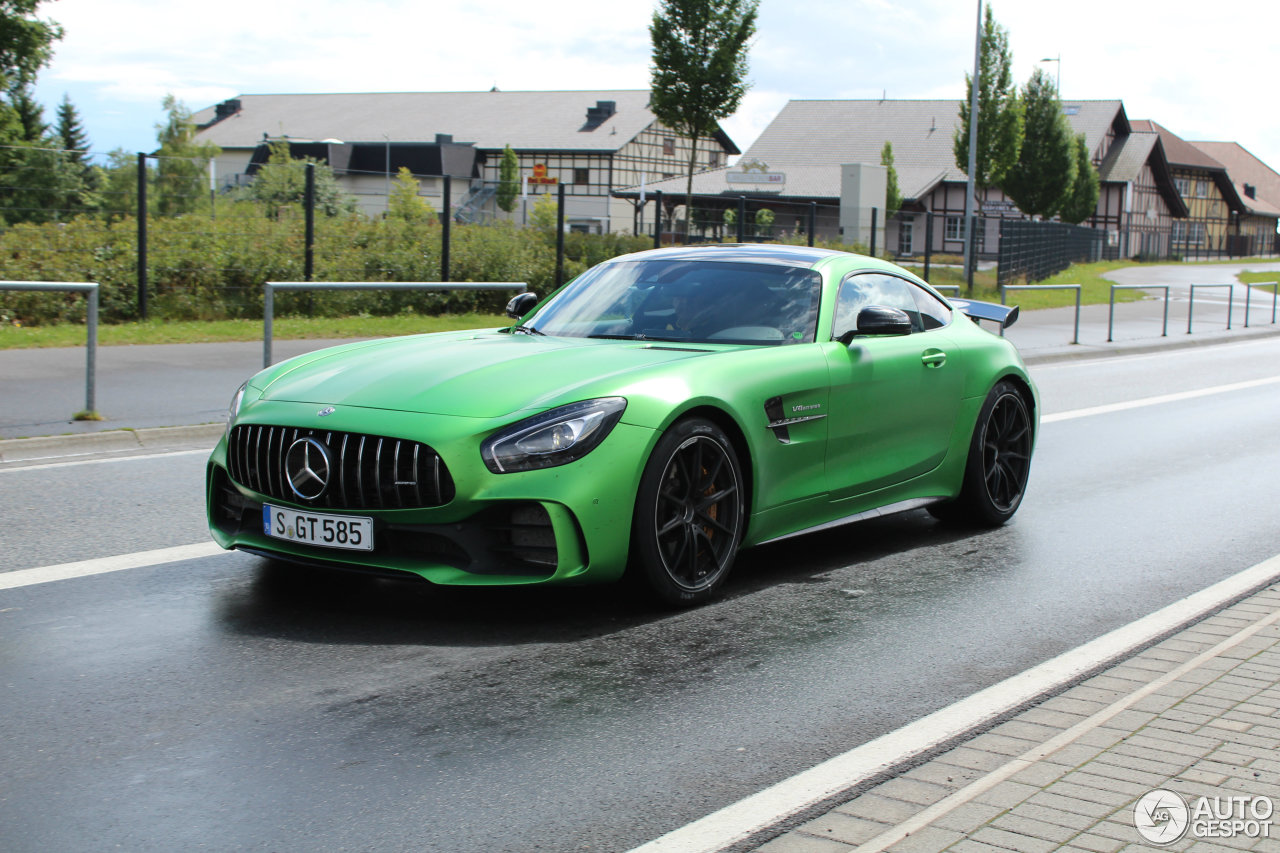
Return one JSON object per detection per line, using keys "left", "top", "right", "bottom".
{"left": 26, "top": 0, "right": 1280, "bottom": 173}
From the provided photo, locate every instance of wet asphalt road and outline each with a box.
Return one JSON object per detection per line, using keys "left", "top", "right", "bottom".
{"left": 2, "top": 337, "right": 1279, "bottom": 852}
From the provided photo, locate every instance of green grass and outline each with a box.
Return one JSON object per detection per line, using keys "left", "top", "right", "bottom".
{"left": 0, "top": 312, "right": 511, "bottom": 350}
{"left": 4, "top": 257, "right": 1275, "bottom": 349}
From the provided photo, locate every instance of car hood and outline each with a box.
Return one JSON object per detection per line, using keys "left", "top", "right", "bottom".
{"left": 258, "top": 331, "right": 716, "bottom": 418}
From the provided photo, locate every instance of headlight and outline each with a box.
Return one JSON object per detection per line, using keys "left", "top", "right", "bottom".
{"left": 481, "top": 397, "right": 627, "bottom": 473}
{"left": 226, "top": 382, "right": 247, "bottom": 438}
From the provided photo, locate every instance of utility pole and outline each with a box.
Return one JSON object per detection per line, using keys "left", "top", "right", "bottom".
{"left": 963, "top": 0, "right": 982, "bottom": 293}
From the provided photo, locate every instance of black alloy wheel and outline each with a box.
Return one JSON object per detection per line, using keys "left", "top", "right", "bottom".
{"left": 930, "top": 379, "right": 1033, "bottom": 527}
{"left": 633, "top": 418, "right": 745, "bottom": 606}
{"left": 980, "top": 386, "right": 1033, "bottom": 514}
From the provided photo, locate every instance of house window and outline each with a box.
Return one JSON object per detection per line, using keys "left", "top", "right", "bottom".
{"left": 945, "top": 216, "right": 964, "bottom": 241}
{"left": 1172, "top": 220, "right": 1187, "bottom": 244}
{"left": 574, "top": 168, "right": 589, "bottom": 186}
{"left": 1196, "top": 180, "right": 1209, "bottom": 198}
{"left": 898, "top": 219, "right": 913, "bottom": 255}
{"left": 1175, "top": 178, "right": 1191, "bottom": 197}
{"left": 662, "top": 137, "right": 675, "bottom": 156}
{"left": 708, "top": 151, "right": 721, "bottom": 168}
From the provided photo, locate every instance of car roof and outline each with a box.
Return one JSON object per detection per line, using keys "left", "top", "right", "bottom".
{"left": 609, "top": 243, "right": 851, "bottom": 268}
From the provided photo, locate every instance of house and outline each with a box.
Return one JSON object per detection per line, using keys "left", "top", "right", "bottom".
{"left": 618, "top": 99, "right": 1188, "bottom": 258}
{"left": 191, "top": 91, "right": 739, "bottom": 232}
{"left": 1187, "top": 141, "right": 1280, "bottom": 256}
{"left": 1131, "top": 121, "right": 1248, "bottom": 257}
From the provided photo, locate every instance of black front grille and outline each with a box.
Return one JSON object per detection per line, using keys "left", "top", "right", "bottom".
{"left": 227, "top": 424, "right": 455, "bottom": 510}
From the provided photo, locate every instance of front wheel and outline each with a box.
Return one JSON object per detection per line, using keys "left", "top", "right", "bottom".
{"left": 931, "top": 380, "right": 1033, "bottom": 526}
{"left": 632, "top": 418, "right": 745, "bottom": 606}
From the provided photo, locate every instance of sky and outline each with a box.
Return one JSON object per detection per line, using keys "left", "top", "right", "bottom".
{"left": 27, "top": 0, "right": 1280, "bottom": 173}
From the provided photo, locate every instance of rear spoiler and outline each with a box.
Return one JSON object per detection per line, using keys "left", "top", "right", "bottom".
{"left": 950, "top": 298, "right": 1019, "bottom": 329}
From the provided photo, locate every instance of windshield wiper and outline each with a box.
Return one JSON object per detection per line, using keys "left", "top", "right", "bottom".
{"left": 510, "top": 324, "right": 545, "bottom": 336}
{"left": 586, "top": 333, "right": 645, "bottom": 340}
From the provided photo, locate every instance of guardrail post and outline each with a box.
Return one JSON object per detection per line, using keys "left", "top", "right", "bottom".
{"left": 999, "top": 284, "right": 1080, "bottom": 344}
{"left": 1, "top": 281, "right": 100, "bottom": 416}
{"left": 1073, "top": 286, "right": 1081, "bottom": 344}
{"left": 1107, "top": 284, "right": 1170, "bottom": 342}
{"left": 263, "top": 283, "right": 275, "bottom": 368}
{"left": 86, "top": 286, "right": 97, "bottom": 413}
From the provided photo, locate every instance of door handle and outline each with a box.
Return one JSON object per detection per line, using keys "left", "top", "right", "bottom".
{"left": 921, "top": 349, "right": 947, "bottom": 368}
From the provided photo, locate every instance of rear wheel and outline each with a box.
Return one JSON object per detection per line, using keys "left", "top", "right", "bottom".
{"left": 931, "top": 380, "right": 1032, "bottom": 526}
{"left": 632, "top": 418, "right": 745, "bottom": 606}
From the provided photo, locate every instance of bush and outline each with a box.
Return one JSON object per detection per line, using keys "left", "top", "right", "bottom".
{"left": 0, "top": 211, "right": 657, "bottom": 326}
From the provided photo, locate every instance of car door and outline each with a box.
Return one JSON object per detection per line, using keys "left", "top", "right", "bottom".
{"left": 823, "top": 271, "right": 966, "bottom": 501}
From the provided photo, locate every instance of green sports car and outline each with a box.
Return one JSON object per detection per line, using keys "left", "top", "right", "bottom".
{"left": 207, "top": 244, "right": 1037, "bottom": 605}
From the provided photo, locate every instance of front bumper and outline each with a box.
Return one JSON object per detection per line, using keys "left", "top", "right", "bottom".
{"left": 206, "top": 402, "right": 655, "bottom": 586}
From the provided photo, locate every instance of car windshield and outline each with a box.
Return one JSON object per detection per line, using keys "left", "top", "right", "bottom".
{"left": 526, "top": 259, "right": 823, "bottom": 345}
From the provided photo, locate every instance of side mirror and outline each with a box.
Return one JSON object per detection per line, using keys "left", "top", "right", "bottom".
{"left": 855, "top": 305, "right": 913, "bottom": 337}
{"left": 505, "top": 292, "right": 539, "bottom": 319}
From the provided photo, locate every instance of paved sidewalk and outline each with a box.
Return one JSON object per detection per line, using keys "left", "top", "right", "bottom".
{"left": 752, "top": 583, "right": 1280, "bottom": 853}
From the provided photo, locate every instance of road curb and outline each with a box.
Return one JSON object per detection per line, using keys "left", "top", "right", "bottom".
{"left": 628, "top": 553, "right": 1280, "bottom": 853}
{"left": 0, "top": 423, "right": 224, "bottom": 463}
{"left": 1018, "top": 324, "right": 1280, "bottom": 366}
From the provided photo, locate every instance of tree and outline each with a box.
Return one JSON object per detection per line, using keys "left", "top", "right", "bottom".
{"left": 387, "top": 166, "right": 436, "bottom": 223}
{"left": 8, "top": 82, "right": 43, "bottom": 140}
{"left": 98, "top": 147, "right": 141, "bottom": 220}
{"left": 649, "top": 0, "right": 758, "bottom": 241}
{"left": 528, "top": 191, "right": 558, "bottom": 234}
{"left": 154, "top": 94, "right": 220, "bottom": 217}
{"left": 881, "top": 141, "right": 902, "bottom": 219}
{"left": 1001, "top": 68, "right": 1074, "bottom": 219}
{"left": 954, "top": 6, "right": 1023, "bottom": 190}
{"left": 0, "top": 0, "right": 63, "bottom": 90}
{"left": 496, "top": 145, "right": 519, "bottom": 213}
{"left": 753, "top": 206, "right": 773, "bottom": 237}
{"left": 56, "top": 94, "right": 90, "bottom": 160}
{"left": 1058, "top": 134, "right": 1100, "bottom": 225}
{"left": 239, "top": 138, "right": 354, "bottom": 219}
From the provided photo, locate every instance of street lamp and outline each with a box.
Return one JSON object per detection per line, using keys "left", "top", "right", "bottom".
{"left": 1040, "top": 54, "right": 1061, "bottom": 93}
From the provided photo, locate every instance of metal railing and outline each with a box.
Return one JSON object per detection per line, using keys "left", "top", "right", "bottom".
{"left": 1000, "top": 284, "right": 1081, "bottom": 344}
{"left": 1, "top": 281, "right": 99, "bottom": 415}
{"left": 262, "top": 281, "right": 526, "bottom": 367}
{"left": 1109, "top": 285, "right": 1170, "bottom": 342}
{"left": 1243, "top": 282, "right": 1279, "bottom": 328}
{"left": 1187, "top": 284, "right": 1235, "bottom": 334}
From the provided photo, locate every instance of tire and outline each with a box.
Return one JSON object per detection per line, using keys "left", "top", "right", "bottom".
{"left": 632, "top": 417, "right": 745, "bottom": 606}
{"left": 931, "top": 380, "right": 1033, "bottom": 527}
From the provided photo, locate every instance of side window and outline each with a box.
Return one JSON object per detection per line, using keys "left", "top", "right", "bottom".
{"left": 911, "top": 285, "right": 952, "bottom": 330}
{"left": 833, "top": 272, "right": 922, "bottom": 338}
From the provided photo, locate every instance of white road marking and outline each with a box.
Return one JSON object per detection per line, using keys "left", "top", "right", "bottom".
{"left": 4, "top": 372, "right": 1278, "bottom": 590}
{"left": 0, "top": 448, "right": 208, "bottom": 473}
{"left": 0, "top": 542, "right": 225, "bottom": 591}
{"left": 1042, "top": 374, "right": 1280, "bottom": 423}
{"left": 626, "top": 553, "right": 1280, "bottom": 853}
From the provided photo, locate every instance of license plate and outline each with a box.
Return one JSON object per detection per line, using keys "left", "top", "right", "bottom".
{"left": 263, "top": 505, "right": 374, "bottom": 551}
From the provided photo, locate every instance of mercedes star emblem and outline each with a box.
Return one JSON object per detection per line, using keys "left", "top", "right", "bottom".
{"left": 285, "top": 437, "right": 331, "bottom": 500}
